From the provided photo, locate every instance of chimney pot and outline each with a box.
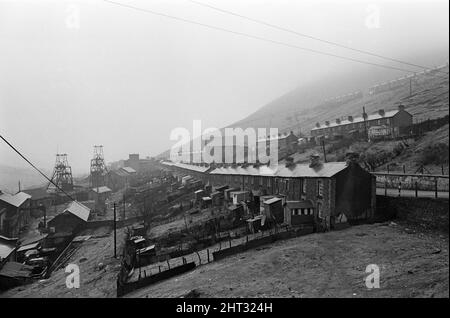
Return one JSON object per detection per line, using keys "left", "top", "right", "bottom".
{"left": 315, "top": 122, "right": 320, "bottom": 128}
{"left": 348, "top": 116, "right": 353, "bottom": 122}
{"left": 378, "top": 109, "right": 385, "bottom": 116}
{"left": 309, "top": 154, "right": 321, "bottom": 168}
{"left": 336, "top": 118, "right": 341, "bottom": 124}
{"left": 325, "top": 121, "right": 330, "bottom": 126}
{"left": 345, "top": 151, "right": 360, "bottom": 165}
{"left": 398, "top": 104, "right": 405, "bottom": 111}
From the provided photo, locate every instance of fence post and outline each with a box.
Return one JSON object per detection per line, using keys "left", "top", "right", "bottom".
{"left": 435, "top": 178, "right": 438, "bottom": 199}
{"left": 387, "top": 164, "right": 390, "bottom": 173}
{"left": 415, "top": 181, "right": 418, "bottom": 198}
{"left": 403, "top": 165, "right": 406, "bottom": 174}
{"left": 207, "top": 249, "right": 210, "bottom": 263}
{"left": 166, "top": 260, "right": 170, "bottom": 270}
{"left": 385, "top": 180, "right": 387, "bottom": 196}
{"left": 442, "top": 165, "right": 445, "bottom": 175}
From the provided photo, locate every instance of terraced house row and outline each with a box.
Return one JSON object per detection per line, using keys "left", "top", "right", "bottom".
{"left": 160, "top": 152, "right": 376, "bottom": 230}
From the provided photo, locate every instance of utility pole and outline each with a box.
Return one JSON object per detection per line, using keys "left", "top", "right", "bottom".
{"left": 113, "top": 202, "right": 117, "bottom": 258}
{"left": 409, "top": 78, "right": 412, "bottom": 97}
{"left": 321, "top": 139, "right": 327, "bottom": 163}
{"left": 363, "top": 106, "right": 368, "bottom": 141}
{"left": 123, "top": 195, "right": 126, "bottom": 220}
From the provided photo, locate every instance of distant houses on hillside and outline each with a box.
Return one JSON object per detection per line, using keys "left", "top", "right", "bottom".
{"left": 310, "top": 105, "right": 413, "bottom": 143}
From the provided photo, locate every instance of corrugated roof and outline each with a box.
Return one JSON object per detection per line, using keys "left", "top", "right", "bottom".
{"left": 0, "top": 191, "right": 31, "bottom": 208}
{"left": 311, "top": 109, "right": 400, "bottom": 131}
{"left": 210, "top": 162, "right": 348, "bottom": 178}
{"left": 64, "top": 201, "right": 91, "bottom": 222}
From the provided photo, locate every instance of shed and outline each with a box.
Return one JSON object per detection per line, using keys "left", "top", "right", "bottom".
{"left": 231, "top": 191, "right": 251, "bottom": 205}
{"left": 47, "top": 201, "right": 91, "bottom": 234}
{"left": 263, "top": 197, "right": 284, "bottom": 224}
{"left": 0, "top": 261, "right": 33, "bottom": 290}
{"left": 284, "top": 200, "right": 314, "bottom": 226}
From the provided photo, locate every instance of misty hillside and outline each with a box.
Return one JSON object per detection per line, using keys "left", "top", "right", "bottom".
{"left": 0, "top": 165, "right": 49, "bottom": 193}
{"left": 229, "top": 64, "right": 449, "bottom": 136}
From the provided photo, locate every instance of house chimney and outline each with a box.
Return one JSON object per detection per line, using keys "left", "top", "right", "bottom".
{"left": 336, "top": 118, "right": 341, "bottom": 124}
{"left": 348, "top": 116, "right": 353, "bottom": 122}
{"left": 325, "top": 121, "right": 330, "bottom": 126}
{"left": 285, "top": 156, "right": 295, "bottom": 168}
{"left": 398, "top": 104, "right": 405, "bottom": 111}
{"left": 345, "top": 151, "right": 360, "bottom": 165}
{"left": 315, "top": 122, "right": 320, "bottom": 128}
{"left": 362, "top": 112, "right": 368, "bottom": 120}
{"left": 378, "top": 109, "right": 385, "bottom": 116}
{"left": 309, "top": 154, "right": 321, "bottom": 168}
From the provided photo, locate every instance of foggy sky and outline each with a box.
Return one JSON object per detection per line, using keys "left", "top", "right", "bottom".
{"left": 0, "top": 0, "right": 448, "bottom": 175}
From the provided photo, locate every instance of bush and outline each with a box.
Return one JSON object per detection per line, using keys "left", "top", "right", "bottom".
{"left": 419, "top": 143, "right": 449, "bottom": 165}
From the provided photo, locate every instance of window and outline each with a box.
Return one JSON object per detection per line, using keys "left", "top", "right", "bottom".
{"left": 317, "top": 202, "right": 323, "bottom": 219}
{"left": 301, "top": 178, "right": 306, "bottom": 194}
{"left": 317, "top": 180, "right": 323, "bottom": 197}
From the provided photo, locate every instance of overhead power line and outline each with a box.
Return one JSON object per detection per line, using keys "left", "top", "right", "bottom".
{"left": 0, "top": 134, "right": 75, "bottom": 201}
{"left": 103, "top": 0, "right": 425, "bottom": 74}
{"left": 188, "top": 0, "right": 449, "bottom": 76}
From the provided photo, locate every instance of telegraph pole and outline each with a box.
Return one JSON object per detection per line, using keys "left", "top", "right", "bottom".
{"left": 363, "top": 106, "right": 368, "bottom": 141}
{"left": 321, "top": 139, "right": 327, "bottom": 163}
{"left": 409, "top": 78, "right": 412, "bottom": 97}
{"left": 113, "top": 202, "right": 117, "bottom": 258}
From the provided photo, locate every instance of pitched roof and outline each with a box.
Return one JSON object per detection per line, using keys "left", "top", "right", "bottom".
{"left": 0, "top": 191, "right": 31, "bottom": 208}
{"left": 121, "top": 166, "right": 137, "bottom": 174}
{"left": 210, "top": 162, "right": 348, "bottom": 178}
{"left": 275, "top": 162, "right": 348, "bottom": 178}
{"left": 171, "top": 162, "right": 212, "bottom": 173}
{"left": 63, "top": 201, "right": 91, "bottom": 222}
{"left": 0, "top": 237, "right": 17, "bottom": 260}
{"left": 91, "top": 186, "right": 112, "bottom": 194}
{"left": 264, "top": 197, "right": 282, "bottom": 205}
{"left": 311, "top": 109, "right": 401, "bottom": 131}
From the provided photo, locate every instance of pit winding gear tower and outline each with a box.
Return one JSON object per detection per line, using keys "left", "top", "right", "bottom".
{"left": 48, "top": 153, "right": 74, "bottom": 192}
{"left": 89, "top": 145, "right": 108, "bottom": 189}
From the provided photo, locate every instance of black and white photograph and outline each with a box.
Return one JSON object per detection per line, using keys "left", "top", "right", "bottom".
{"left": 0, "top": 0, "right": 448, "bottom": 304}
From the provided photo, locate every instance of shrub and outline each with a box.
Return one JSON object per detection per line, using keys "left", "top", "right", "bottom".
{"left": 418, "top": 143, "right": 449, "bottom": 165}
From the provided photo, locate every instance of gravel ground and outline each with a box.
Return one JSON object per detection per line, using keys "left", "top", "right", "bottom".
{"left": 2, "top": 222, "right": 448, "bottom": 298}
